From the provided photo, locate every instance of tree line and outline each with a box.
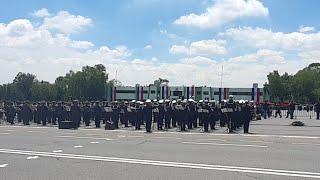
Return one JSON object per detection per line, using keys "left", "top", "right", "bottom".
{"left": 1, "top": 63, "right": 319, "bottom": 103}
{"left": 0, "top": 64, "right": 116, "bottom": 101}
{"left": 266, "top": 63, "right": 320, "bottom": 103}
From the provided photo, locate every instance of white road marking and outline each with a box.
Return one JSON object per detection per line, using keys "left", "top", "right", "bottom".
{"left": 196, "top": 138, "right": 226, "bottom": 142}
{"left": 0, "top": 164, "right": 8, "bottom": 168}
{"left": 292, "top": 143, "right": 320, "bottom": 146}
{"left": 52, "top": 150, "right": 63, "bottom": 153}
{"left": 181, "top": 142, "right": 268, "bottom": 148}
{"left": 90, "top": 142, "right": 100, "bottom": 144}
{"left": 26, "top": 156, "right": 39, "bottom": 160}
{"left": 2, "top": 129, "right": 16, "bottom": 132}
{"left": 0, "top": 133, "right": 10, "bottom": 135}
{"left": 127, "top": 135, "right": 144, "bottom": 138}
{"left": 117, "top": 135, "right": 126, "bottom": 138}
{"left": 56, "top": 135, "right": 114, "bottom": 141}
{"left": 87, "top": 134, "right": 105, "bottom": 136}
{"left": 0, "top": 149, "right": 319, "bottom": 179}
{"left": 154, "top": 137, "right": 182, "bottom": 140}
{"left": 73, "top": 145, "right": 83, "bottom": 148}
{"left": 240, "top": 140, "right": 264, "bottom": 143}
{"left": 27, "top": 131, "right": 47, "bottom": 133}
{"left": 56, "top": 132, "right": 77, "bottom": 135}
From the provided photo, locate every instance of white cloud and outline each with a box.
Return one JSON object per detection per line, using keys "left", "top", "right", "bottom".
{"left": 170, "top": 39, "right": 227, "bottom": 56}
{"left": 180, "top": 56, "right": 216, "bottom": 65}
{"left": 174, "top": 0, "right": 268, "bottom": 28}
{"left": 299, "top": 26, "right": 315, "bottom": 33}
{"left": 0, "top": 10, "right": 312, "bottom": 88}
{"left": 40, "top": 11, "right": 92, "bottom": 34}
{"left": 223, "top": 26, "right": 320, "bottom": 50}
{"left": 144, "top": 45, "right": 152, "bottom": 50}
{"left": 228, "top": 49, "right": 285, "bottom": 64}
{"left": 32, "top": 8, "right": 51, "bottom": 18}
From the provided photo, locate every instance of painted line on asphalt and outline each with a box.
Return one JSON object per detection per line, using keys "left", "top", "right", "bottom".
{"left": 0, "top": 149, "right": 319, "bottom": 179}
{"left": 0, "top": 164, "right": 8, "bottom": 168}
{"left": 27, "top": 131, "right": 48, "bottom": 133}
{"left": 127, "top": 135, "right": 144, "bottom": 138}
{"left": 292, "top": 143, "right": 320, "bottom": 146}
{"left": 181, "top": 142, "right": 268, "bottom": 148}
{"left": 240, "top": 140, "right": 264, "bottom": 143}
{"left": 2, "top": 125, "right": 320, "bottom": 140}
{"left": 87, "top": 133, "right": 106, "bottom": 136}
{"left": 196, "top": 138, "right": 227, "bottom": 142}
{"left": 56, "top": 135, "right": 114, "bottom": 141}
{"left": 56, "top": 132, "right": 77, "bottom": 135}
{"left": 2, "top": 129, "right": 16, "bottom": 132}
{"left": 154, "top": 137, "right": 182, "bottom": 140}
{"left": 0, "top": 133, "right": 10, "bottom": 135}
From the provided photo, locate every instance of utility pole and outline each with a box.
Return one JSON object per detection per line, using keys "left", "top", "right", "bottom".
{"left": 220, "top": 64, "right": 223, "bottom": 88}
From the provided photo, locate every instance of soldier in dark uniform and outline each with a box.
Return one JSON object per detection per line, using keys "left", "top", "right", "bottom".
{"left": 288, "top": 101, "right": 295, "bottom": 119}
{"left": 219, "top": 100, "right": 227, "bottom": 127}
{"left": 136, "top": 102, "right": 144, "bottom": 130}
{"left": 133, "top": 101, "right": 141, "bottom": 130}
{"left": 21, "top": 101, "right": 32, "bottom": 125}
{"left": 144, "top": 99, "right": 153, "bottom": 133}
{"left": 315, "top": 100, "right": 320, "bottom": 120}
{"left": 71, "top": 100, "right": 82, "bottom": 129}
{"left": 188, "top": 99, "right": 196, "bottom": 129}
{"left": 6, "top": 102, "right": 16, "bottom": 125}
{"left": 209, "top": 100, "right": 218, "bottom": 130}
{"left": 93, "top": 101, "right": 102, "bottom": 128}
{"left": 198, "top": 100, "right": 204, "bottom": 127}
{"left": 164, "top": 100, "right": 172, "bottom": 129}
{"left": 82, "top": 101, "right": 92, "bottom": 126}
{"left": 111, "top": 101, "right": 120, "bottom": 129}
{"left": 66, "top": 102, "right": 72, "bottom": 121}
{"left": 180, "top": 100, "right": 189, "bottom": 131}
{"left": 37, "top": 101, "right": 48, "bottom": 126}
{"left": 201, "top": 100, "right": 210, "bottom": 132}
{"left": 242, "top": 101, "right": 253, "bottom": 133}
{"left": 103, "top": 102, "right": 112, "bottom": 125}
{"left": 171, "top": 100, "right": 177, "bottom": 128}
{"left": 226, "top": 95, "right": 236, "bottom": 133}
{"left": 17, "top": 102, "right": 23, "bottom": 123}
{"left": 56, "top": 101, "right": 66, "bottom": 123}
{"left": 157, "top": 100, "right": 165, "bottom": 130}
{"left": 51, "top": 102, "right": 57, "bottom": 125}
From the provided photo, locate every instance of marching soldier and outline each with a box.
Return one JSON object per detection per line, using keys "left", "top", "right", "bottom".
{"left": 171, "top": 100, "right": 177, "bottom": 127}
{"left": 242, "top": 100, "right": 253, "bottom": 133}
{"left": 93, "top": 101, "right": 103, "bottom": 128}
{"left": 226, "top": 95, "right": 236, "bottom": 133}
{"left": 71, "top": 100, "right": 81, "bottom": 129}
{"left": 51, "top": 102, "right": 57, "bottom": 125}
{"left": 315, "top": 100, "right": 320, "bottom": 120}
{"left": 202, "top": 100, "right": 210, "bottom": 132}
{"left": 209, "top": 100, "right": 218, "bottom": 130}
{"left": 111, "top": 101, "right": 120, "bottom": 129}
{"left": 82, "top": 101, "right": 92, "bottom": 126}
{"left": 180, "top": 100, "right": 189, "bottom": 131}
{"left": 144, "top": 99, "right": 153, "bottom": 133}
{"left": 157, "top": 100, "right": 165, "bottom": 130}
{"left": 164, "top": 100, "right": 172, "bottom": 129}
{"left": 21, "top": 101, "right": 32, "bottom": 125}
{"left": 188, "top": 99, "right": 196, "bottom": 129}
{"left": 6, "top": 102, "right": 16, "bottom": 125}
{"left": 37, "top": 101, "right": 48, "bottom": 126}
{"left": 56, "top": 101, "right": 66, "bottom": 123}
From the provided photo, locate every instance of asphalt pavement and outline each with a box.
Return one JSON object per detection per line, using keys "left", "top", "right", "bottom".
{"left": 0, "top": 117, "right": 320, "bottom": 180}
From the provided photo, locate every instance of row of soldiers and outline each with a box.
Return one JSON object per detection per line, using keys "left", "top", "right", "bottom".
{"left": 0, "top": 95, "right": 255, "bottom": 133}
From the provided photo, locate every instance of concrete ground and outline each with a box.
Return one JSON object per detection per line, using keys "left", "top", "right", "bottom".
{"left": 0, "top": 117, "right": 320, "bottom": 180}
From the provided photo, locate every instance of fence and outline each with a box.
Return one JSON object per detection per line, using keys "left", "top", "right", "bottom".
{"left": 260, "top": 105, "right": 317, "bottom": 119}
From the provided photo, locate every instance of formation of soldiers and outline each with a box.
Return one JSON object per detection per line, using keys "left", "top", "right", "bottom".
{"left": 0, "top": 95, "right": 256, "bottom": 134}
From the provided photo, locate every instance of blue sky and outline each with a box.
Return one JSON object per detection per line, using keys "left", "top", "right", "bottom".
{"left": 0, "top": 0, "right": 319, "bottom": 87}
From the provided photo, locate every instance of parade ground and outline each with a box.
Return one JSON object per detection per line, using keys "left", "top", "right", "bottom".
{"left": 1, "top": 118, "right": 320, "bottom": 180}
